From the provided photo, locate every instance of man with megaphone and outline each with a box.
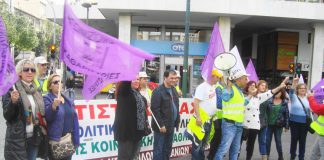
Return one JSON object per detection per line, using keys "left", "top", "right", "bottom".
{"left": 214, "top": 70, "right": 249, "bottom": 160}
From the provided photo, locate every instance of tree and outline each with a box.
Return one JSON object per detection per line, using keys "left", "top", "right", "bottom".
{"left": 14, "top": 15, "right": 39, "bottom": 52}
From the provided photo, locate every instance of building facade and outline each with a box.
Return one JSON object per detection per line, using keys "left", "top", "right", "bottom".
{"left": 49, "top": 0, "right": 324, "bottom": 94}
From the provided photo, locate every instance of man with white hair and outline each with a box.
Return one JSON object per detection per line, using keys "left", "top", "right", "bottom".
{"left": 138, "top": 71, "right": 152, "bottom": 106}
{"left": 214, "top": 70, "right": 250, "bottom": 160}
{"left": 34, "top": 56, "right": 49, "bottom": 95}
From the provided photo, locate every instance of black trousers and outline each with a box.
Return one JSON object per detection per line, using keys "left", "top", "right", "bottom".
{"left": 240, "top": 128, "right": 259, "bottom": 160}
{"left": 207, "top": 119, "right": 222, "bottom": 160}
{"left": 290, "top": 121, "right": 308, "bottom": 160}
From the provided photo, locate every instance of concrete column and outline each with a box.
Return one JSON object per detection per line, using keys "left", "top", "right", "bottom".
{"left": 161, "top": 25, "right": 166, "bottom": 40}
{"left": 159, "top": 55, "right": 165, "bottom": 84}
{"left": 131, "top": 26, "right": 138, "bottom": 40}
{"left": 218, "top": 16, "right": 231, "bottom": 52}
{"left": 252, "top": 34, "right": 258, "bottom": 59}
{"left": 310, "top": 23, "right": 324, "bottom": 88}
{"left": 118, "top": 14, "right": 131, "bottom": 44}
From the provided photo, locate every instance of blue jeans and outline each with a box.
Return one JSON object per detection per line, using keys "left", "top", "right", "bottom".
{"left": 214, "top": 120, "right": 243, "bottom": 160}
{"left": 26, "top": 138, "right": 39, "bottom": 160}
{"left": 266, "top": 125, "right": 283, "bottom": 155}
{"left": 153, "top": 131, "right": 174, "bottom": 160}
{"left": 258, "top": 127, "right": 268, "bottom": 155}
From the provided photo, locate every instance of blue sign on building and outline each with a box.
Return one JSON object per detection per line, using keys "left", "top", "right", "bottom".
{"left": 131, "top": 40, "right": 208, "bottom": 56}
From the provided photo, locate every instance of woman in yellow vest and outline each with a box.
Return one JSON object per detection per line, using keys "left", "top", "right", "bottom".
{"left": 308, "top": 92, "right": 324, "bottom": 160}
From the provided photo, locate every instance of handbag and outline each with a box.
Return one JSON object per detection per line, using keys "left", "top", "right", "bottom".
{"left": 297, "top": 97, "right": 315, "bottom": 134}
{"left": 49, "top": 100, "right": 76, "bottom": 159}
{"left": 49, "top": 133, "right": 75, "bottom": 159}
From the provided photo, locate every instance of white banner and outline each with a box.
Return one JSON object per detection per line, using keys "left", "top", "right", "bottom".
{"left": 72, "top": 98, "right": 195, "bottom": 160}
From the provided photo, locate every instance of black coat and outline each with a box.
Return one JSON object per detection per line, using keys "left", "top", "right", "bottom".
{"left": 151, "top": 84, "right": 180, "bottom": 133}
{"left": 2, "top": 90, "right": 28, "bottom": 160}
{"left": 113, "top": 82, "right": 148, "bottom": 142}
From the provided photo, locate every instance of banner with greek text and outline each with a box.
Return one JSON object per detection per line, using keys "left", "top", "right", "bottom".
{"left": 72, "top": 98, "right": 195, "bottom": 160}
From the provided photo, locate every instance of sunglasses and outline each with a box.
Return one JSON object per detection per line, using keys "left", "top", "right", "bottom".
{"left": 22, "top": 67, "right": 36, "bottom": 73}
{"left": 52, "top": 80, "right": 62, "bottom": 85}
{"left": 40, "top": 64, "right": 47, "bottom": 67}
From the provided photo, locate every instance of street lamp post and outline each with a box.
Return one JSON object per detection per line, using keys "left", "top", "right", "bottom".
{"left": 82, "top": 0, "right": 97, "bottom": 25}
{"left": 181, "top": 0, "right": 191, "bottom": 97}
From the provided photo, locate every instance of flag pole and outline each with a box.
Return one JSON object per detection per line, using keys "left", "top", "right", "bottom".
{"left": 57, "top": 62, "right": 63, "bottom": 98}
{"left": 148, "top": 107, "right": 161, "bottom": 129}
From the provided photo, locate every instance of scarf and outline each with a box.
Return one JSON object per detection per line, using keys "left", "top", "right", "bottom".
{"left": 132, "top": 89, "right": 146, "bottom": 130}
{"left": 15, "top": 80, "right": 45, "bottom": 125}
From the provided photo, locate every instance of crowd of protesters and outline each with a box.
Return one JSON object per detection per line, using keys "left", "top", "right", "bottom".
{"left": 2, "top": 57, "right": 324, "bottom": 160}
{"left": 2, "top": 57, "right": 79, "bottom": 160}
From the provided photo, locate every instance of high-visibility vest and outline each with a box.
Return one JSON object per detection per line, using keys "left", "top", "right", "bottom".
{"left": 222, "top": 85, "right": 245, "bottom": 123}
{"left": 147, "top": 88, "right": 152, "bottom": 99}
{"left": 34, "top": 78, "right": 48, "bottom": 95}
{"left": 187, "top": 108, "right": 212, "bottom": 141}
{"left": 214, "top": 83, "right": 224, "bottom": 120}
{"left": 311, "top": 115, "right": 324, "bottom": 136}
{"left": 175, "top": 85, "right": 181, "bottom": 93}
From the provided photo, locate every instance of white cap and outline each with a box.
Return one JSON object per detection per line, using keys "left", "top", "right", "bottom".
{"left": 34, "top": 56, "right": 48, "bottom": 64}
{"left": 138, "top": 71, "right": 150, "bottom": 78}
{"left": 229, "top": 70, "right": 250, "bottom": 80}
{"left": 175, "top": 70, "right": 181, "bottom": 78}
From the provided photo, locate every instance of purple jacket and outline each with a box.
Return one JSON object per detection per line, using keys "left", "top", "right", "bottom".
{"left": 43, "top": 92, "right": 80, "bottom": 146}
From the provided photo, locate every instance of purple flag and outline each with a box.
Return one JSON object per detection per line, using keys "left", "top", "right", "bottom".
{"left": 246, "top": 58, "right": 259, "bottom": 82}
{"left": 0, "top": 16, "right": 18, "bottom": 96}
{"left": 200, "top": 22, "right": 225, "bottom": 81}
{"left": 60, "top": 3, "right": 155, "bottom": 100}
{"left": 312, "top": 79, "right": 324, "bottom": 104}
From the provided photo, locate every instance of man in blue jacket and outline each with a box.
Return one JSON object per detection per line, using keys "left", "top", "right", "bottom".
{"left": 151, "top": 70, "right": 180, "bottom": 160}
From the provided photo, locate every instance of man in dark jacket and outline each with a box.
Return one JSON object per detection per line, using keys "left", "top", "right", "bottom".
{"left": 151, "top": 70, "right": 180, "bottom": 160}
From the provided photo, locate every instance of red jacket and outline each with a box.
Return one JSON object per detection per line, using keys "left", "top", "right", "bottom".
{"left": 308, "top": 96, "right": 324, "bottom": 115}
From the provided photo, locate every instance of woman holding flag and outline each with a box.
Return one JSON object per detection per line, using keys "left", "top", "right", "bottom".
{"left": 43, "top": 74, "right": 80, "bottom": 160}
{"left": 2, "top": 59, "right": 47, "bottom": 160}
{"left": 113, "top": 76, "right": 151, "bottom": 159}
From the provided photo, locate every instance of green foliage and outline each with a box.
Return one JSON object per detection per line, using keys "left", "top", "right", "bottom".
{"left": 0, "top": 2, "right": 61, "bottom": 58}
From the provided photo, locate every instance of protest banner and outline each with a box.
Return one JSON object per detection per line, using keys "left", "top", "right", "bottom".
{"left": 72, "top": 98, "right": 195, "bottom": 159}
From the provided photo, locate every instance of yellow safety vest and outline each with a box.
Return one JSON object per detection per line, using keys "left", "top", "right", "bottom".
{"left": 147, "top": 88, "right": 152, "bottom": 99}
{"left": 187, "top": 108, "right": 212, "bottom": 141}
{"left": 311, "top": 115, "right": 324, "bottom": 136}
{"left": 214, "top": 83, "right": 224, "bottom": 120}
{"left": 222, "top": 85, "right": 245, "bottom": 123}
{"left": 175, "top": 85, "right": 181, "bottom": 92}
{"left": 34, "top": 78, "right": 48, "bottom": 95}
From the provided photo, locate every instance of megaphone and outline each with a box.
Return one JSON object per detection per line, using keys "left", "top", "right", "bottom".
{"left": 214, "top": 52, "right": 237, "bottom": 85}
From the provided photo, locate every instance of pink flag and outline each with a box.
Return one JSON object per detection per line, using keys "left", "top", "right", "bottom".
{"left": 246, "top": 58, "right": 259, "bottom": 82}
{"left": 60, "top": 3, "right": 155, "bottom": 100}
{"left": 0, "top": 16, "right": 18, "bottom": 96}
{"left": 200, "top": 22, "right": 225, "bottom": 81}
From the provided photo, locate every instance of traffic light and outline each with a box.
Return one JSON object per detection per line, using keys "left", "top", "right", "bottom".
{"left": 289, "top": 63, "right": 295, "bottom": 74}
{"left": 50, "top": 44, "right": 56, "bottom": 58}
{"left": 296, "top": 63, "right": 302, "bottom": 74}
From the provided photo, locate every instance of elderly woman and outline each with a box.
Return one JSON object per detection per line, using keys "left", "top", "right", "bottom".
{"left": 43, "top": 74, "right": 80, "bottom": 160}
{"left": 113, "top": 76, "right": 150, "bottom": 159}
{"left": 289, "top": 77, "right": 311, "bottom": 160}
{"left": 2, "top": 59, "right": 47, "bottom": 160}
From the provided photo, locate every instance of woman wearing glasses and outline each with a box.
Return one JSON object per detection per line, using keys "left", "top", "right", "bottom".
{"left": 289, "top": 77, "right": 311, "bottom": 160}
{"left": 2, "top": 59, "right": 47, "bottom": 160}
{"left": 43, "top": 74, "right": 80, "bottom": 160}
